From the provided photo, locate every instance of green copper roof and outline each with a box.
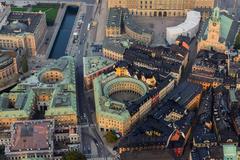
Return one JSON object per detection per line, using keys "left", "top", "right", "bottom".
{"left": 219, "top": 15, "right": 233, "bottom": 41}
{"left": 223, "top": 144, "right": 237, "bottom": 158}
{"left": 0, "top": 56, "right": 77, "bottom": 120}
{"left": 94, "top": 72, "right": 131, "bottom": 122}
{"left": 200, "top": 7, "right": 237, "bottom": 46}
{"left": 83, "top": 56, "right": 114, "bottom": 76}
{"left": 0, "top": 89, "right": 35, "bottom": 119}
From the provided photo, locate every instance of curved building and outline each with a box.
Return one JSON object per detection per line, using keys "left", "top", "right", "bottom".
{"left": 166, "top": 11, "right": 201, "bottom": 44}
{"left": 124, "top": 14, "right": 153, "bottom": 44}
{"left": 94, "top": 66, "right": 175, "bottom": 135}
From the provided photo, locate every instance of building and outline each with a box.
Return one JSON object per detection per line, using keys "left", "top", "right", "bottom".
{"left": 0, "top": 56, "right": 77, "bottom": 129}
{"left": 102, "top": 38, "right": 127, "bottom": 61}
{"left": 115, "top": 82, "right": 202, "bottom": 157}
{"left": 123, "top": 44, "right": 189, "bottom": 83}
{"left": 0, "top": 53, "right": 18, "bottom": 90}
{"left": 0, "top": 90, "right": 36, "bottom": 129}
{"left": 106, "top": 8, "right": 122, "bottom": 38}
{"left": 0, "top": 11, "right": 47, "bottom": 56}
{"left": 105, "top": 8, "right": 153, "bottom": 44}
{"left": 190, "top": 146, "right": 224, "bottom": 160}
{"left": 5, "top": 119, "right": 54, "bottom": 160}
{"left": 83, "top": 56, "right": 114, "bottom": 90}
{"left": 94, "top": 63, "right": 175, "bottom": 135}
{"left": 124, "top": 13, "right": 153, "bottom": 44}
{"left": 197, "top": 7, "right": 239, "bottom": 53}
{"left": 166, "top": 11, "right": 201, "bottom": 44}
{"left": 164, "top": 81, "right": 202, "bottom": 110}
{"left": 108, "top": 0, "right": 214, "bottom": 17}
{"left": 188, "top": 50, "right": 229, "bottom": 90}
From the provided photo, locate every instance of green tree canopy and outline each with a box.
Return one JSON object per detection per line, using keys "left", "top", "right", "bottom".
{"left": 104, "top": 131, "right": 118, "bottom": 143}
{"left": 62, "top": 151, "right": 86, "bottom": 160}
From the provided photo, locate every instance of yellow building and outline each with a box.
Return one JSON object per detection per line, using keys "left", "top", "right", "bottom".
{"left": 0, "top": 53, "right": 18, "bottom": 89}
{"left": 108, "top": 0, "right": 214, "bottom": 17}
{"left": 94, "top": 70, "right": 175, "bottom": 135}
{"left": 0, "top": 56, "right": 78, "bottom": 129}
{"left": 197, "top": 7, "right": 239, "bottom": 53}
{"left": 106, "top": 8, "right": 122, "bottom": 38}
{"left": 102, "top": 38, "right": 126, "bottom": 61}
{"left": 0, "top": 11, "right": 47, "bottom": 56}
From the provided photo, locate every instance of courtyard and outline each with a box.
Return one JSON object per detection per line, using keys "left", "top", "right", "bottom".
{"left": 133, "top": 16, "right": 185, "bottom": 46}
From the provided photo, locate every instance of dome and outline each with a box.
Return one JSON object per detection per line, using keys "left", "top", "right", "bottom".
{"left": 8, "top": 20, "right": 28, "bottom": 32}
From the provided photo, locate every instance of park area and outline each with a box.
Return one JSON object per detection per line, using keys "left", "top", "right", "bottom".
{"left": 11, "top": 4, "right": 59, "bottom": 26}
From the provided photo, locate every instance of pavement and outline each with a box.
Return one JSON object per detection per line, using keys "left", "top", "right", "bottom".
{"left": 133, "top": 16, "right": 185, "bottom": 46}
{"left": 74, "top": 1, "right": 114, "bottom": 159}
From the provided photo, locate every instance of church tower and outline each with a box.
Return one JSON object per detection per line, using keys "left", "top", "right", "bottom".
{"left": 207, "top": 7, "right": 221, "bottom": 43}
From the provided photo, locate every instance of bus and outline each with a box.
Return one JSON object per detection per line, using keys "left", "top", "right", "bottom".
{"left": 87, "top": 23, "right": 91, "bottom": 31}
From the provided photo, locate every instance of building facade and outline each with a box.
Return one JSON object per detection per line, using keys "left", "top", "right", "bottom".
{"left": 94, "top": 66, "right": 175, "bottom": 135}
{"left": 0, "top": 53, "right": 18, "bottom": 89}
{"left": 197, "top": 7, "right": 239, "bottom": 53}
{"left": 108, "top": 0, "right": 214, "bottom": 17}
{"left": 0, "top": 11, "right": 47, "bottom": 56}
{"left": 5, "top": 119, "right": 55, "bottom": 160}
{"left": 0, "top": 56, "right": 78, "bottom": 129}
{"left": 83, "top": 56, "right": 114, "bottom": 90}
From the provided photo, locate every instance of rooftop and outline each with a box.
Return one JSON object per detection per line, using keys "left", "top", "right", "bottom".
{"left": 83, "top": 56, "right": 114, "bottom": 76}
{"left": 0, "top": 11, "right": 44, "bottom": 34}
{"left": 103, "top": 38, "right": 127, "bottom": 55}
{"left": 107, "top": 8, "right": 122, "bottom": 28}
{"left": 115, "top": 82, "right": 199, "bottom": 150}
{"left": 6, "top": 119, "right": 54, "bottom": 154}
{"left": 198, "top": 8, "right": 239, "bottom": 47}
{"left": 163, "top": 81, "right": 202, "bottom": 107}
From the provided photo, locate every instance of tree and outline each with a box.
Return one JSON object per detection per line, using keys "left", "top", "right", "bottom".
{"left": 21, "top": 54, "right": 29, "bottom": 73}
{"left": 62, "top": 151, "right": 86, "bottom": 160}
{"left": 104, "top": 131, "right": 118, "bottom": 143}
{"left": 234, "top": 32, "right": 240, "bottom": 50}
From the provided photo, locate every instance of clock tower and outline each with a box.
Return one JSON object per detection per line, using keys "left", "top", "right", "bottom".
{"left": 207, "top": 7, "right": 221, "bottom": 42}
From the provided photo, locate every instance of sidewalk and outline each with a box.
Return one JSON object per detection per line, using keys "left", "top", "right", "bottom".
{"left": 94, "top": 0, "right": 107, "bottom": 43}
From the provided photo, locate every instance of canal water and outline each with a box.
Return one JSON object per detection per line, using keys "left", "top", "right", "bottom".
{"left": 49, "top": 6, "right": 79, "bottom": 59}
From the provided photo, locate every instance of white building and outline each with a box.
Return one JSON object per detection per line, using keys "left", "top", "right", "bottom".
{"left": 166, "top": 11, "right": 201, "bottom": 44}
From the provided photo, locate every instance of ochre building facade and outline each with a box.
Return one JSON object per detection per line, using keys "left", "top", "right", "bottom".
{"left": 108, "top": 0, "right": 214, "bottom": 17}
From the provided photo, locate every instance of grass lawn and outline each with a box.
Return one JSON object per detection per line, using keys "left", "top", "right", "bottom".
{"left": 11, "top": 7, "right": 28, "bottom": 12}
{"left": 31, "top": 4, "right": 59, "bottom": 26}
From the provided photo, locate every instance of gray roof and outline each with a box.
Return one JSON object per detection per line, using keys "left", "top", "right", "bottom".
{"left": 0, "top": 12, "right": 44, "bottom": 34}
{"left": 103, "top": 38, "right": 126, "bottom": 54}
{"left": 107, "top": 8, "right": 122, "bottom": 28}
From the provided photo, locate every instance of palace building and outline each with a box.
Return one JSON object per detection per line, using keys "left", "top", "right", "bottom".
{"left": 108, "top": 0, "right": 214, "bottom": 17}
